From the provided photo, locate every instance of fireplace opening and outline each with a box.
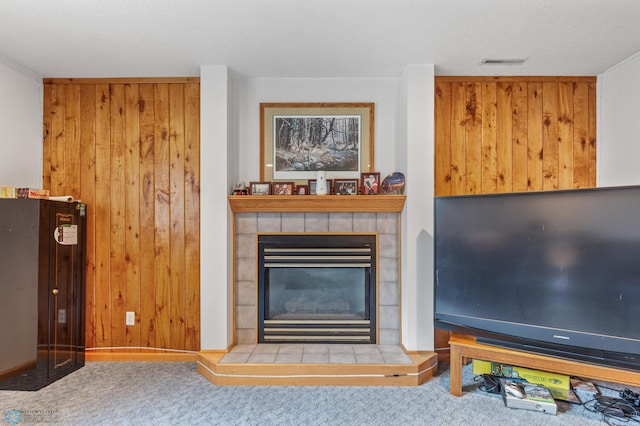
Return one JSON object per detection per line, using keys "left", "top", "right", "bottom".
{"left": 258, "top": 234, "right": 376, "bottom": 343}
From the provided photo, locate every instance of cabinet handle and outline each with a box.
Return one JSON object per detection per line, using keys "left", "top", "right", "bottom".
{"left": 52, "top": 288, "right": 59, "bottom": 296}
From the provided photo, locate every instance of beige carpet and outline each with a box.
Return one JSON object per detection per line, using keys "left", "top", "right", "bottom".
{"left": 0, "top": 361, "right": 617, "bottom": 425}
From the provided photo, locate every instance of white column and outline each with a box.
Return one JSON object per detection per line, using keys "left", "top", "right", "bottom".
{"left": 200, "top": 66, "right": 234, "bottom": 350}
{"left": 400, "top": 64, "right": 435, "bottom": 351}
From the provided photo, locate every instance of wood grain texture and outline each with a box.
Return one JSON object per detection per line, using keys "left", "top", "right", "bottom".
{"left": 227, "top": 195, "right": 406, "bottom": 213}
{"left": 124, "top": 83, "right": 141, "bottom": 346}
{"left": 512, "top": 82, "right": 528, "bottom": 192}
{"left": 434, "top": 82, "right": 452, "bottom": 196}
{"left": 435, "top": 77, "right": 596, "bottom": 197}
{"left": 465, "top": 83, "right": 482, "bottom": 195}
{"left": 481, "top": 82, "right": 497, "bottom": 194}
{"left": 527, "top": 82, "right": 544, "bottom": 191}
{"left": 42, "top": 79, "right": 201, "bottom": 352}
{"left": 450, "top": 83, "right": 466, "bottom": 195}
{"left": 496, "top": 82, "right": 513, "bottom": 193}
{"left": 79, "top": 84, "right": 97, "bottom": 349}
{"left": 184, "top": 83, "right": 201, "bottom": 351}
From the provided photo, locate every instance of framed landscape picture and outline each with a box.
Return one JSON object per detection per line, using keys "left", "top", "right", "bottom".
{"left": 260, "top": 103, "right": 374, "bottom": 184}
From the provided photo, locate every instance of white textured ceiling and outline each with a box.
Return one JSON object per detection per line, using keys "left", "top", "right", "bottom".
{"left": 1, "top": 0, "right": 640, "bottom": 78}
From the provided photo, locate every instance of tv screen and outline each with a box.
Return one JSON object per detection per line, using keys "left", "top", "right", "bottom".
{"left": 434, "top": 185, "right": 640, "bottom": 370}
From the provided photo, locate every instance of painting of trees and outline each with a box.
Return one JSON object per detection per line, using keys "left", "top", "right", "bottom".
{"left": 273, "top": 115, "right": 361, "bottom": 172}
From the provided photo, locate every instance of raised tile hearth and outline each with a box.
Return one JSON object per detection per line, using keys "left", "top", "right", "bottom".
{"left": 220, "top": 344, "right": 413, "bottom": 365}
{"left": 197, "top": 343, "right": 437, "bottom": 386}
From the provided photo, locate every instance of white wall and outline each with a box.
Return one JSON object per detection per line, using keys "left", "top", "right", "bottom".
{"left": 598, "top": 51, "right": 640, "bottom": 187}
{"left": 232, "top": 78, "right": 400, "bottom": 183}
{"left": 0, "top": 60, "right": 43, "bottom": 187}
{"left": 207, "top": 73, "right": 435, "bottom": 352}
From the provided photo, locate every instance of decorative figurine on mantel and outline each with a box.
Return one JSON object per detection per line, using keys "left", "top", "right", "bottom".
{"left": 231, "top": 182, "right": 248, "bottom": 196}
{"left": 380, "top": 172, "right": 405, "bottom": 195}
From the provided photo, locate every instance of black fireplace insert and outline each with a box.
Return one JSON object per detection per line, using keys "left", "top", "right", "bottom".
{"left": 257, "top": 234, "right": 377, "bottom": 343}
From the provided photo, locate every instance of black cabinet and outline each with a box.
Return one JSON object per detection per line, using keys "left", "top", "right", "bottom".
{"left": 0, "top": 199, "right": 86, "bottom": 390}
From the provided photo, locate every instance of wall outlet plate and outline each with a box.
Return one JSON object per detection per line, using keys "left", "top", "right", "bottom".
{"left": 126, "top": 311, "right": 135, "bottom": 326}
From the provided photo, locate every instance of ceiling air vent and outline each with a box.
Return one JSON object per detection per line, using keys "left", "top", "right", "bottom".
{"left": 481, "top": 58, "right": 527, "bottom": 65}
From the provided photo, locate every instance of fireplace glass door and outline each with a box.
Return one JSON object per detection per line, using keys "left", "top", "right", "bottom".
{"left": 267, "top": 267, "right": 367, "bottom": 320}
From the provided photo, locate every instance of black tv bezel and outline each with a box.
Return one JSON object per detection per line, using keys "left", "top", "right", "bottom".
{"left": 433, "top": 185, "right": 640, "bottom": 372}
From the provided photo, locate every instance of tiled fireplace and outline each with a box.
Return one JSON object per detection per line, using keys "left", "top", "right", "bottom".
{"left": 197, "top": 196, "right": 438, "bottom": 387}
{"left": 234, "top": 208, "right": 401, "bottom": 345}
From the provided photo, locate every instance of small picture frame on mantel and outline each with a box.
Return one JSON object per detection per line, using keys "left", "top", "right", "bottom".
{"left": 334, "top": 179, "right": 359, "bottom": 195}
{"left": 361, "top": 172, "right": 381, "bottom": 195}
{"left": 296, "top": 185, "right": 309, "bottom": 195}
{"left": 271, "top": 181, "right": 295, "bottom": 195}
{"left": 249, "top": 182, "right": 271, "bottom": 195}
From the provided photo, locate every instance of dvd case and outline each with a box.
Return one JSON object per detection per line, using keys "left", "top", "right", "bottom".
{"left": 500, "top": 379, "right": 558, "bottom": 415}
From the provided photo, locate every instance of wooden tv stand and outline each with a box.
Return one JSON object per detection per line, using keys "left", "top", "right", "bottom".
{"left": 449, "top": 333, "right": 640, "bottom": 396}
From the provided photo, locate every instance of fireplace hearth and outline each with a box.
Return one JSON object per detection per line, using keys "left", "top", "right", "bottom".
{"left": 258, "top": 234, "right": 376, "bottom": 343}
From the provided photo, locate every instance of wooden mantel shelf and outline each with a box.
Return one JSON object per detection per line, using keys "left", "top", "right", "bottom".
{"left": 228, "top": 195, "right": 406, "bottom": 213}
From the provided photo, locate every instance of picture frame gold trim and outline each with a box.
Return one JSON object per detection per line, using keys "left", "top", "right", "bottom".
{"left": 260, "top": 102, "right": 374, "bottom": 184}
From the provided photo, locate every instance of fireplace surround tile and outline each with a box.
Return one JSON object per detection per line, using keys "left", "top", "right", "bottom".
{"left": 304, "top": 212, "right": 329, "bottom": 232}
{"left": 379, "top": 281, "right": 398, "bottom": 306}
{"left": 328, "top": 213, "right": 353, "bottom": 232}
{"left": 234, "top": 211, "right": 401, "bottom": 345}
{"left": 236, "top": 281, "right": 254, "bottom": 306}
{"left": 378, "top": 233, "right": 398, "bottom": 258}
{"left": 378, "top": 257, "right": 398, "bottom": 283}
{"left": 235, "top": 257, "right": 255, "bottom": 282}
{"left": 257, "top": 213, "right": 282, "bottom": 232}
{"left": 352, "top": 212, "right": 377, "bottom": 232}
{"left": 236, "top": 233, "right": 256, "bottom": 259}
{"left": 281, "top": 213, "right": 304, "bottom": 232}
{"left": 236, "top": 213, "right": 257, "bottom": 233}
{"left": 379, "top": 305, "right": 399, "bottom": 329}
{"left": 379, "top": 329, "right": 399, "bottom": 345}
{"left": 236, "top": 305, "right": 256, "bottom": 329}
{"left": 236, "top": 328, "right": 255, "bottom": 344}
{"left": 377, "top": 214, "right": 398, "bottom": 234}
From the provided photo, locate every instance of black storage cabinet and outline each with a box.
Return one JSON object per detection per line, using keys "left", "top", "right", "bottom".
{"left": 0, "top": 199, "right": 86, "bottom": 390}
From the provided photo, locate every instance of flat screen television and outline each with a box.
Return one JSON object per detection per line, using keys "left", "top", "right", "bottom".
{"left": 434, "top": 185, "right": 640, "bottom": 371}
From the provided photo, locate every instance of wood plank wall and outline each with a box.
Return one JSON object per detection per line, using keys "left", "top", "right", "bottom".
{"left": 433, "top": 76, "right": 597, "bottom": 361}
{"left": 42, "top": 78, "right": 201, "bottom": 352}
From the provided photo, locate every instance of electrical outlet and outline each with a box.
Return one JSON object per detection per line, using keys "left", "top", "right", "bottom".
{"left": 126, "top": 311, "right": 135, "bottom": 326}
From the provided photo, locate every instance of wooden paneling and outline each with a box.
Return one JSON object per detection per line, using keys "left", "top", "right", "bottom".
{"left": 434, "top": 76, "right": 597, "bottom": 360}
{"left": 42, "top": 78, "right": 200, "bottom": 352}
{"left": 435, "top": 76, "right": 596, "bottom": 197}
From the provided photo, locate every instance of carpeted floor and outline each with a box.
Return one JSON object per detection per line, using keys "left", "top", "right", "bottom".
{"left": 0, "top": 361, "right": 621, "bottom": 425}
